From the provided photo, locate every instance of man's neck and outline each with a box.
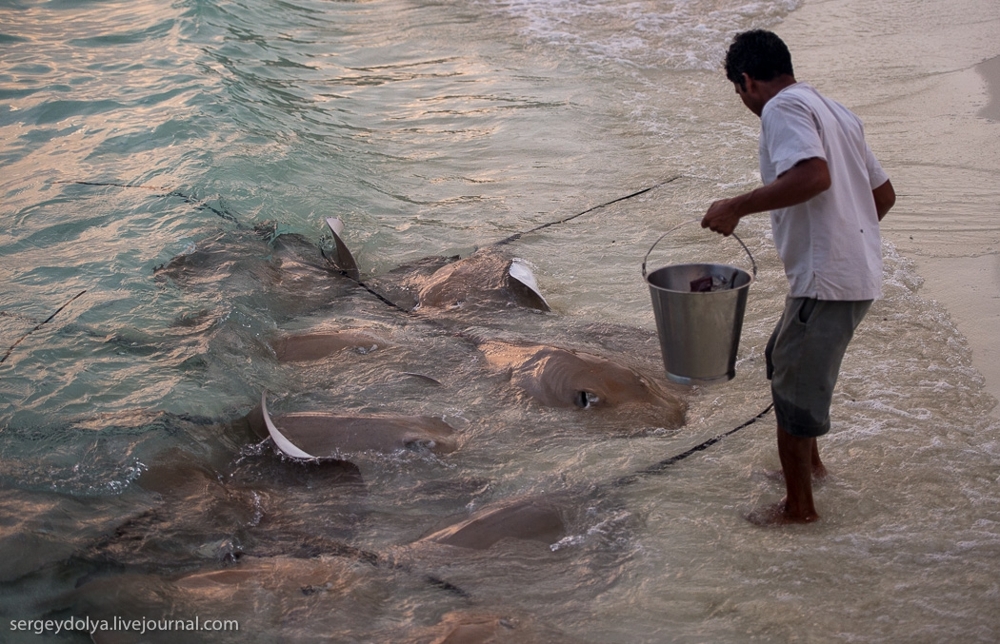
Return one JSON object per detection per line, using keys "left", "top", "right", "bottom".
{"left": 740, "top": 73, "right": 798, "bottom": 117}
{"left": 758, "top": 75, "right": 798, "bottom": 107}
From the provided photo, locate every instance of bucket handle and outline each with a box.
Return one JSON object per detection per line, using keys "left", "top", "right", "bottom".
{"left": 641, "top": 219, "right": 757, "bottom": 278}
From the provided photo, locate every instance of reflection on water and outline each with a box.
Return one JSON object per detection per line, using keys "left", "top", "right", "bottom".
{"left": 2, "top": 0, "right": 999, "bottom": 641}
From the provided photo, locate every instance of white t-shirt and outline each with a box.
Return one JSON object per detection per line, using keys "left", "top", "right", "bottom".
{"left": 760, "top": 83, "right": 890, "bottom": 300}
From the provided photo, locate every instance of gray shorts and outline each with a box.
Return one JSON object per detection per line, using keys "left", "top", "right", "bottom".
{"left": 765, "top": 297, "right": 872, "bottom": 438}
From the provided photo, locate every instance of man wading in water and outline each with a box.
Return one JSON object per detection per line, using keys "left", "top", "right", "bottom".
{"left": 701, "top": 30, "right": 896, "bottom": 524}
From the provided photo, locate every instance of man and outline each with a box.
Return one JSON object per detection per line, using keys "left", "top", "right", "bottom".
{"left": 701, "top": 30, "right": 895, "bottom": 524}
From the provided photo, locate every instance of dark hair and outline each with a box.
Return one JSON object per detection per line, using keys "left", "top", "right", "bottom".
{"left": 724, "top": 30, "right": 794, "bottom": 90}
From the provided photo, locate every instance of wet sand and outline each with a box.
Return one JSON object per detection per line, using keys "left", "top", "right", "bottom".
{"left": 977, "top": 55, "right": 1000, "bottom": 121}
{"left": 907, "top": 53, "right": 1000, "bottom": 416}
{"left": 782, "top": 0, "right": 1000, "bottom": 416}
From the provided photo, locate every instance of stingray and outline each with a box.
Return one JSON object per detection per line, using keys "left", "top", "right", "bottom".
{"left": 371, "top": 246, "right": 550, "bottom": 313}
{"left": 415, "top": 495, "right": 568, "bottom": 550}
{"left": 268, "top": 328, "right": 387, "bottom": 363}
{"left": 77, "top": 446, "right": 365, "bottom": 570}
{"left": 153, "top": 222, "right": 342, "bottom": 290}
{"left": 248, "top": 392, "right": 460, "bottom": 459}
{"left": 475, "top": 339, "right": 686, "bottom": 428}
{"left": 152, "top": 220, "right": 358, "bottom": 320}
{"left": 78, "top": 456, "right": 262, "bottom": 569}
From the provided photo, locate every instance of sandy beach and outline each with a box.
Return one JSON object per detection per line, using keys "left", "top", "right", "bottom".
{"left": 782, "top": 0, "right": 1000, "bottom": 417}
{"left": 905, "top": 58, "right": 1000, "bottom": 417}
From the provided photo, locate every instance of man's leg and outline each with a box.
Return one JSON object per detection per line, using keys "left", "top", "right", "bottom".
{"left": 749, "top": 423, "right": 821, "bottom": 525}
{"left": 766, "top": 436, "right": 826, "bottom": 481}
{"left": 776, "top": 424, "right": 819, "bottom": 522}
{"left": 754, "top": 298, "right": 869, "bottom": 524}
{"left": 811, "top": 437, "right": 826, "bottom": 478}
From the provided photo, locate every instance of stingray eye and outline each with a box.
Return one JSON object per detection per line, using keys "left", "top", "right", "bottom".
{"left": 575, "top": 391, "right": 600, "bottom": 409}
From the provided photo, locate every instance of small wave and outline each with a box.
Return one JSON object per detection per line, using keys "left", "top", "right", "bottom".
{"left": 480, "top": 0, "right": 803, "bottom": 71}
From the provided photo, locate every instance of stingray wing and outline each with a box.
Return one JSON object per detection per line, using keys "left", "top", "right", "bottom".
{"left": 508, "top": 258, "right": 550, "bottom": 311}
{"left": 325, "top": 217, "right": 361, "bottom": 281}
{"left": 261, "top": 391, "right": 316, "bottom": 460}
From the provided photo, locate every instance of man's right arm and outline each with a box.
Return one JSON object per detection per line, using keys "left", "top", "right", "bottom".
{"left": 701, "top": 157, "right": 831, "bottom": 236}
{"left": 873, "top": 179, "right": 895, "bottom": 221}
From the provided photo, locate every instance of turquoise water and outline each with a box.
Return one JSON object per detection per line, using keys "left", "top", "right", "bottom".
{"left": 3, "top": 0, "right": 1000, "bottom": 641}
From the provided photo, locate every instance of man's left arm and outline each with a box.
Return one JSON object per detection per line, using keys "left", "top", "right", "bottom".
{"left": 872, "top": 179, "right": 895, "bottom": 221}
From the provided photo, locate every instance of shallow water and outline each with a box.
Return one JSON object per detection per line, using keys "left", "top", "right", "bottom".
{"left": 2, "top": 0, "right": 999, "bottom": 641}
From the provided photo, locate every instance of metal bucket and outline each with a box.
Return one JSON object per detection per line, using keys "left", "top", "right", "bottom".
{"left": 642, "top": 224, "right": 756, "bottom": 385}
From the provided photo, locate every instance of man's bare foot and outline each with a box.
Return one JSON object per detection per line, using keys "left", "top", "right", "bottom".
{"left": 746, "top": 499, "right": 820, "bottom": 526}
